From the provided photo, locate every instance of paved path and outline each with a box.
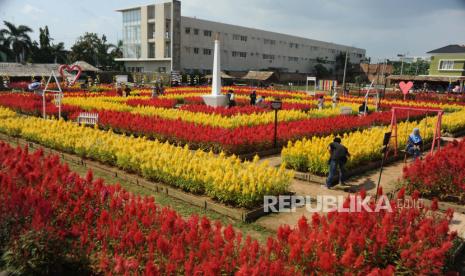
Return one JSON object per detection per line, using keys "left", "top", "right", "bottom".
{"left": 256, "top": 136, "right": 464, "bottom": 232}
{"left": 450, "top": 212, "right": 465, "bottom": 239}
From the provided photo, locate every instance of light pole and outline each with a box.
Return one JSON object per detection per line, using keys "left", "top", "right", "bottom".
{"left": 342, "top": 50, "right": 349, "bottom": 92}
{"left": 397, "top": 53, "right": 408, "bottom": 75}
{"left": 271, "top": 100, "right": 282, "bottom": 148}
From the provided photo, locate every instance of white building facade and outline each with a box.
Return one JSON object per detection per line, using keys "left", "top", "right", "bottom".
{"left": 116, "top": 0, "right": 366, "bottom": 75}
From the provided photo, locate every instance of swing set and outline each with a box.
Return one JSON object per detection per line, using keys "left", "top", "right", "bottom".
{"left": 389, "top": 107, "right": 443, "bottom": 158}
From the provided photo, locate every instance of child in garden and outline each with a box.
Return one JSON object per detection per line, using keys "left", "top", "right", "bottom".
{"left": 406, "top": 128, "right": 423, "bottom": 161}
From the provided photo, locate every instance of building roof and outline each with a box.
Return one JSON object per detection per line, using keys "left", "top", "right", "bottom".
{"left": 242, "top": 71, "right": 275, "bottom": 81}
{"left": 359, "top": 63, "right": 394, "bottom": 75}
{"left": 387, "top": 75, "right": 465, "bottom": 82}
{"left": 204, "top": 71, "right": 234, "bottom": 79}
{"left": 0, "top": 61, "right": 99, "bottom": 77}
{"left": 0, "top": 62, "right": 60, "bottom": 77}
{"left": 72, "top": 61, "right": 100, "bottom": 72}
{"left": 427, "top": 44, "right": 465, "bottom": 54}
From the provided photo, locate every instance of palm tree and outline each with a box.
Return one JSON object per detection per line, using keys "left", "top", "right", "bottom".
{"left": 0, "top": 32, "right": 11, "bottom": 61}
{"left": 0, "top": 21, "right": 33, "bottom": 62}
{"left": 109, "top": 40, "right": 124, "bottom": 70}
{"left": 110, "top": 40, "right": 123, "bottom": 59}
{"left": 51, "top": 42, "right": 67, "bottom": 64}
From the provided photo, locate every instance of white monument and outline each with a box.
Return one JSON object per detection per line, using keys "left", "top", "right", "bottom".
{"left": 202, "top": 36, "right": 228, "bottom": 107}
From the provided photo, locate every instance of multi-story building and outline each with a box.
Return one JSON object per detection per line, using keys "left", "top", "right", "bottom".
{"left": 116, "top": 0, "right": 366, "bottom": 75}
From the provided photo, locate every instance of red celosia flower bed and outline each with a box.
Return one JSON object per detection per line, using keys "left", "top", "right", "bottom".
{"left": 94, "top": 109, "right": 425, "bottom": 154}
{"left": 0, "top": 93, "right": 81, "bottom": 118}
{"left": 7, "top": 81, "right": 30, "bottom": 90}
{"left": 403, "top": 139, "right": 465, "bottom": 203}
{"left": 179, "top": 104, "right": 267, "bottom": 116}
{"left": 0, "top": 142, "right": 456, "bottom": 275}
{"left": 382, "top": 92, "right": 465, "bottom": 103}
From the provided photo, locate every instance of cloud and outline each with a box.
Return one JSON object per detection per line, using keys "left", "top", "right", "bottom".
{"left": 21, "top": 3, "right": 44, "bottom": 16}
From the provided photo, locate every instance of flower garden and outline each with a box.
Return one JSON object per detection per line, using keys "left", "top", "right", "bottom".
{"left": 0, "top": 142, "right": 457, "bottom": 274}
{"left": 0, "top": 85, "right": 465, "bottom": 274}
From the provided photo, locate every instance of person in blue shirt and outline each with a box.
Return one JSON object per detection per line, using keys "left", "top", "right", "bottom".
{"left": 406, "top": 128, "right": 423, "bottom": 161}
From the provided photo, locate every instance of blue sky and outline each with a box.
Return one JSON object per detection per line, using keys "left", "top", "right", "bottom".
{"left": 0, "top": 0, "right": 464, "bottom": 61}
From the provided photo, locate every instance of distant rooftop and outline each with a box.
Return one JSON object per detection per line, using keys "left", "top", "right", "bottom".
{"left": 427, "top": 44, "right": 465, "bottom": 54}
{"left": 115, "top": 0, "right": 172, "bottom": 12}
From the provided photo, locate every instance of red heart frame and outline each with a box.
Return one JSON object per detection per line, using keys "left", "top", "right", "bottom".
{"left": 59, "top": 64, "right": 82, "bottom": 85}
{"left": 399, "top": 81, "right": 414, "bottom": 95}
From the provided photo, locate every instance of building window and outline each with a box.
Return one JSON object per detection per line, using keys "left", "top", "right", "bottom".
{"left": 193, "top": 47, "right": 199, "bottom": 54}
{"left": 262, "top": 54, "right": 275, "bottom": 60}
{"left": 122, "top": 9, "right": 141, "bottom": 59}
{"left": 204, "top": 30, "right": 212, "bottom": 37}
{"left": 439, "top": 60, "right": 454, "bottom": 70}
{"left": 232, "top": 51, "right": 247, "bottom": 58}
{"left": 232, "top": 34, "right": 247, "bottom": 41}
{"left": 193, "top": 28, "right": 199, "bottom": 35}
{"left": 264, "top": 39, "right": 276, "bottom": 45}
{"left": 288, "top": 57, "right": 299, "bottom": 62}
{"left": 289, "top": 43, "right": 299, "bottom": 48}
{"left": 203, "top": 48, "right": 212, "bottom": 55}
{"left": 184, "top": 46, "right": 191, "bottom": 54}
{"left": 185, "top": 27, "right": 191, "bottom": 34}
{"left": 159, "top": 67, "right": 166, "bottom": 73}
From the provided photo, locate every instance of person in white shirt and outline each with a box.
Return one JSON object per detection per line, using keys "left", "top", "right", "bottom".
{"left": 332, "top": 91, "right": 339, "bottom": 108}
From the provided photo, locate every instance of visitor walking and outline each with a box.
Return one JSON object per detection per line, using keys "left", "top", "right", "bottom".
{"left": 332, "top": 91, "right": 339, "bottom": 108}
{"left": 324, "top": 137, "right": 350, "bottom": 189}
{"left": 250, "top": 90, "right": 257, "bottom": 105}
{"left": 227, "top": 90, "right": 236, "bottom": 108}
{"left": 406, "top": 128, "right": 423, "bottom": 161}
{"left": 317, "top": 95, "right": 324, "bottom": 110}
{"left": 256, "top": 95, "right": 266, "bottom": 108}
{"left": 358, "top": 102, "right": 367, "bottom": 115}
{"left": 151, "top": 85, "right": 159, "bottom": 98}
{"left": 123, "top": 84, "right": 131, "bottom": 97}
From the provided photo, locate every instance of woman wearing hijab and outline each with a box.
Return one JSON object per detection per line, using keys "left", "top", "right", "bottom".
{"left": 406, "top": 128, "right": 423, "bottom": 160}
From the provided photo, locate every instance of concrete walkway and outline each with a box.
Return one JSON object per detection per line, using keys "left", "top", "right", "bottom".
{"left": 256, "top": 136, "right": 465, "bottom": 232}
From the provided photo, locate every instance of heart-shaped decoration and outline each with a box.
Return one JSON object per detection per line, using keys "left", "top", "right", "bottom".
{"left": 399, "top": 81, "right": 413, "bottom": 95}
{"left": 59, "top": 64, "right": 82, "bottom": 85}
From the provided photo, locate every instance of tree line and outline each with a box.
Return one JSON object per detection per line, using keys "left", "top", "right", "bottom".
{"left": 0, "top": 21, "right": 123, "bottom": 71}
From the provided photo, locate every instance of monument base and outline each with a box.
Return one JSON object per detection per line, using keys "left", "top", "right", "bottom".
{"left": 202, "top": 94, "right": 229, "bottom": 107}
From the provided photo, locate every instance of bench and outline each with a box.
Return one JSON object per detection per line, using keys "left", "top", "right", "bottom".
{"left": 77, "top": 112, "right": 98, "bottom": 125}
{"left": 340, "top": 107, "right": 353, "bottom": 115}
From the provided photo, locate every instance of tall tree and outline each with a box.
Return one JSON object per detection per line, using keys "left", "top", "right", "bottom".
{"left": 51, "top": 42, "right": 67, "bottom": 64}
{"left": 69, "top": 32, "right": 104, "bottom": 67}
{"left": 69, "top": 32, "right": 122, "bottom": 70}
{"left": 109, "top": 40, "right": 124, "bottom": 71}
{"left": 39, "top": 26, "right": 51, "bottom": 49}
{"left": 0, "top": 21, "right": 33, "bottom": 62}
{"left": 391, "top": 59, "right": 430, "bottom": 75}
{"left": 0, "top": 31, "right": 11, "bottom": 61}
{"left": 314, "top": 64, "right": 331, "bottom": 79}
{"left": 31, "top": 26, "right": 54, "bottom": 63}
